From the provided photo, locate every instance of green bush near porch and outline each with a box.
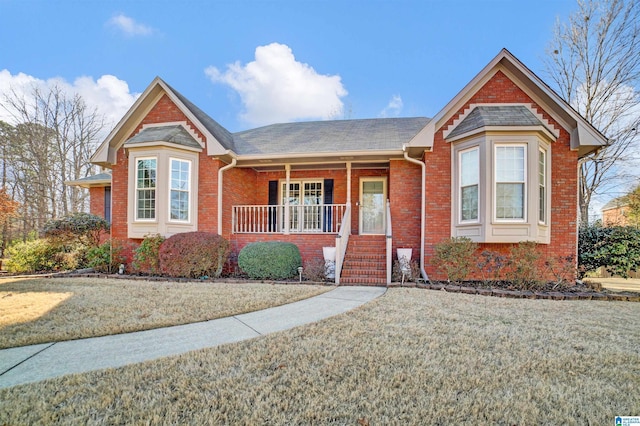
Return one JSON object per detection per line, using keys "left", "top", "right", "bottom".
{"left": 238, "top": 241, "right": 302, "bottom": 280}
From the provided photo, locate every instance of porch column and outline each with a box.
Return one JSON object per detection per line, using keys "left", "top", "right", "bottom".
{"left": 346, "top": 161, "right": 352, "bottom": 206}
{"left": 284, "top": 164, "right": 291, "bottom": 234}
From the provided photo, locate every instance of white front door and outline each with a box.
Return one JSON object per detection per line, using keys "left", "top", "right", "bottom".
{"left": 359, "top": 177, "right": 387, "bottom": 234}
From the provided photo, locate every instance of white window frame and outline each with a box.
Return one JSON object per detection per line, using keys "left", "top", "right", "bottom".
{"left": 538, "top": 148, "right": 547, "bottom": 224}
{"left": 135, "top": 157, "right": 157, "bottom": 221}
{"left": 494, "top": 144, "right": 527, "bottom": 222}
{"left": 280, "top": 179, "right": 323, "bottom": 232}
{"left": 459, "top": 147, "right": 480, "bottom": 223}
{"left": 168, "top": 158, "right": 191, "bottom": 223}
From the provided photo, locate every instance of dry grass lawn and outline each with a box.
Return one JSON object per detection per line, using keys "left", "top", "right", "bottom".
{"left": 0, "top": 277, "right": 330, "bottom": 349}
{"left": 1, "top": 288, "right": 638, "bottom": 424}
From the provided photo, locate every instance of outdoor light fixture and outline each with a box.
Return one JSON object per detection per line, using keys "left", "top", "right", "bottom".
{"left": 298, "top": 267, "right": 303, "bottom": 283}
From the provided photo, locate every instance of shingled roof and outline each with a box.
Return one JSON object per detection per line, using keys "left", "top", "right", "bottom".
{"left": 232, "top": 117, "right": 431, "bottom": 156}
{"left": 447, "top": 105, "right": 549, "bottom": 139}
{"left": 163, "top": 80, "right": 236, "bottom": 151}
{"left": 124, "top": 125, "right": 202, "bottom": 150}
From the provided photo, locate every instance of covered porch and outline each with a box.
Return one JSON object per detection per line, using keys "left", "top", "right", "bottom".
{"left": 222, "top": 158, "right": 421, "bottom": 284}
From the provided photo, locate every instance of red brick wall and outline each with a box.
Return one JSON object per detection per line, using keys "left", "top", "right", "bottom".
{"left": 131, "top": 94, "right": 205, "bottom": 141}
{"left": 110, "top": 93, "right": 215, "bottom": 261}
{"left": 221, "top": 166, "right": 258, "bottom": 238}
{"left": 603, "top": 206, "right": 631, "bottom": 226}
{"left": 424, "top": 70, "right": 579, "bottom": 280}
{"left": 89, "top": 187, "right": 105, "bottom": 218}
{"left": 389, "top": 160, "right": 421, "bottom": 259}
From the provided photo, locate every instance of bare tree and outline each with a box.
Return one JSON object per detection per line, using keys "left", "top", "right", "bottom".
{"left": 0, "top": 84, "right": 105, "bottom": 239}
{"left": 545, "top": 0, "right": 640, "bottom": 224}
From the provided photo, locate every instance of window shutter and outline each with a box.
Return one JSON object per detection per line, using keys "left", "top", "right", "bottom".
{"left": 323, "top": 179, "right": 334, "bottom": 204}
{"left": 104, "top": 186, "right": 112, "bottom": 224}
{"left": 268, "top": 181, "right": 278, "bottom": 232}
{"left": 323, "top": 179, "right": 334, "bottom": 231}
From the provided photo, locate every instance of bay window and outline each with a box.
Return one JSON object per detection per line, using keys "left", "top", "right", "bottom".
{"left": 460, "top": 148, "right": 479, "bottom": 222}
{"left": 170, "top": 158, "right": 191, "bottom": 221}
{"left": 495, "top": 145, "right": 525, "bottom": 221}
{"left": 135, "top": 158, "right": 157, "bottom": 220}
{"left": 128, "top": 149, "right": 198, "bottom": 238}
{"left": 452, "top": 136, "right": 551, "bottom": 244}
{"left": 538, "top": 149, "right": 547, "bottom": 223}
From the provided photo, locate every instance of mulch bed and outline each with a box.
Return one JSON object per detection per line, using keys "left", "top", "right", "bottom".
{"left": 390, "top": 280, "right": 640, "bottom": 302}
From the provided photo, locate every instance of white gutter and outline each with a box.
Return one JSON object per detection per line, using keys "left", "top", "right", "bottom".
{"left": 217, "top": 158, "right": 237, "bottom": 235}
{"left": 402, "top": 145, "right": 429, "bottom": 283}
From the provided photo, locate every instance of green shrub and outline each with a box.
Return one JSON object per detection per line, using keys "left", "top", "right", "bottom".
{"left": 5, "top": 239, "right": 60, "bottom": 273}
{"left": 158, "top": 232, "right": 230, "bottom": 278}
{"left": 506, "top": 241, "right": 542, "bottom": 290}
{"left": 433, "top": 237, "right": 478, "bottom": 283}
{"left": 133, "top": 234, "right": 165, "bottom": 275}
{"left": 86, "top": 240, "right": 127, "bottom": 273}
{"left": 578, "top": 224, "right": 640, "bottom": 278}
{"left": 43, "top": 212, "right": 109, "bottom": 248}
{"left": 238, "top": 242, "right": 302, "bottom": 280}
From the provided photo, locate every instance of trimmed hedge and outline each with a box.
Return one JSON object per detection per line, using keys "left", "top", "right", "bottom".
{"left": 238, "top": 241, "right": 302, "bottom": 280}
{"left": 158, "top": 232, "right": 230, "bottom": 278}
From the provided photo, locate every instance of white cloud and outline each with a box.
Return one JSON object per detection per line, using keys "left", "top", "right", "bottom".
{"left": 205, "top": 43, "right": 347, "bottom": 126}
{"left": 379, "top": 95, "right": 403, "bottom": 117}
{"left": 107, "top": 14, "right": 154, "bottom": 36}
{"left": 0, "top": 69, "right": 139, "bottom": 129}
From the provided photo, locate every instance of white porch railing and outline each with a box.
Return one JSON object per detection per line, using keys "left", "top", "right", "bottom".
{"left": 233, "top": 204, "right": 347, "bottom": 234}
{"left": 335, "top": 204, "right": 351, "bottom": 285}
{"left": 385, "top": 199, "right": 392, "bottom": 285}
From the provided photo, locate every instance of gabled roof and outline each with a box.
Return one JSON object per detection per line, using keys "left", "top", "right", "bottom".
{"left": 91, "top": 77, "right": 233, "bottom": 167}
{"left": 602, "top": 196, "right": 629, "bottom": 212}
{"left": 233, "top": 117, "right": 430, "bottom": 156}
{"left": 124, "top": 125, "right": 202, "bottom": 150}
{"left": 407, "top": 48, "right": 608, "bottom": 157}
{"left": 163, "top": 81, "right": 235, "bottom": 151}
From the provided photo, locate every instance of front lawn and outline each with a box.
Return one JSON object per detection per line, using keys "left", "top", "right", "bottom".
{"left": 0, "top": 277, "right": 330, "bottom": 349}
{"left": 1, "top": 288, "right": 638, "bottom": 424}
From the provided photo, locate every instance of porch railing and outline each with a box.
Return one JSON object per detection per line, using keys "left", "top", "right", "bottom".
{"left": 385, "top": 199, "right": 392, "bottom": 285}
{"left": 335, "top": 204, "right": 351, "bottom": 285}
{"left": 233, "top": 204, "right": 347, "bottom": 234}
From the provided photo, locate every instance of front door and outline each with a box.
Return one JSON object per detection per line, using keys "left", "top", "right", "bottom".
{"left": 359, "top": 177, "right": 387, "bottom": 234}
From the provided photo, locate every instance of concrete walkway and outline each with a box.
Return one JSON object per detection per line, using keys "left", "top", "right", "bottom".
{"left": 0, "top": 286, "right": 385, "bottom": 389}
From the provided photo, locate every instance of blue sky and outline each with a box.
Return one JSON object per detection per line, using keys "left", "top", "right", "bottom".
{"left": 0, "top": 0, "right": 578, "bottom": 133}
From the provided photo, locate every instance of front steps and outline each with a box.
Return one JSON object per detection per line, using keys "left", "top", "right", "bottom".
{"left": 339, "top": 235, "right": 387, "bottom": 285}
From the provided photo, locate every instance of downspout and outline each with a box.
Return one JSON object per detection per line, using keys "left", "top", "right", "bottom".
{"left": 217, "top": 157, "right": 237, "bottom": 235}
{"left": 403, "top": 145, "right": 429, "bottom": 282}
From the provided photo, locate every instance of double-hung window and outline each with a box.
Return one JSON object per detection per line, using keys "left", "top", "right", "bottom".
{"left": 170, "top": 158, "right": 191, "bottom": 221}
{"left": 538, "top": 149, "right": 547, "bottom": 223}
{"left": 136, "top": 158, "right": 157, "bottom": 220}
{"left": 495, "top": 145, "right": 525, "bottom": 220}
{"left": 460, "top": 147, "right": 479, "bottom": 222}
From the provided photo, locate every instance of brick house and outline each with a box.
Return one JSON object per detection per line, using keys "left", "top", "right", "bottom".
{"left": 70, "top": 49, "right": 606, "bottom": 284}
{"left": 602, "top": 196, "right": 631, "bottom": 227}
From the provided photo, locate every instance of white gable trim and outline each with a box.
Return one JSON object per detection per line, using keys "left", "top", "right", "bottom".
{"left": 91, "top": 77, "right": 229, "bottom": 167}
{"left": 406, "top": 49, "right": 607, "bottom": 155}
